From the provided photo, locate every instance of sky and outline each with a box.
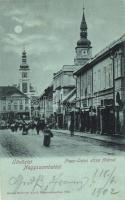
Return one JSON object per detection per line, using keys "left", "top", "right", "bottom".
{"left": 0, "top": 0, "right": 125, "bottom": 95}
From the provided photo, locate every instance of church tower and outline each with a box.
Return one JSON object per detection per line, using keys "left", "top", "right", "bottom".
{"left": 74, "top": 6, "right": 92, "bottom": 66}
{"left": 19, "top": 49, "right": 30, "bottom": 96}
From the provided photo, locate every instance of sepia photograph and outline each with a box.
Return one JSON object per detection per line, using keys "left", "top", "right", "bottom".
{"left": 0, "top": 0, "right": 125, "bottom": 199}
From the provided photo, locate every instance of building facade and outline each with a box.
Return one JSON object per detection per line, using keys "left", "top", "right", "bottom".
{"left": 74, "top": 35, "right": 125, "bottom": 134}
{"left": 53, "top": 65, "right": 75, "bottom": 128}
{"left": 31, "top": 96, "right": 40, "bottom": 119}
{"left": 0, "top": 86, "right": 30, "bottom": 121}
{"left": 39, "top": 85, "right": 53, "bottom": 123}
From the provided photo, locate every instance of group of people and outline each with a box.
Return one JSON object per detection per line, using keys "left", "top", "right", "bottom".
{"left": 69, "top": 107, "right": 97, "bottom": 136}
{"left": 9, "top": 119, "right": 53, "bottom": 147}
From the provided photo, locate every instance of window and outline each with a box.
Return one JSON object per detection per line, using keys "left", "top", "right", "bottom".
{"left": 98, "top": 70, "right": 101, "bottom": 90}
{"left": 25, "top": 106, "right": 29, "bottom": 111}
{"left": 25, "top": 99, "right": 29, "bottom": 104}
{"left": 8, "top": 105, "right": 11, "bottom": 111}
{"left": 20, "top": 105, "right": 23, "bottom": 110}
{"left": 117, "top": 57, "right": 121, "bottom": 77}
{"left": 14, "top": 105, "right": 17, "bottom": 110}
{"left": 19, "top": 99, "right": 23, "bottom": 104}
{"left": 3, "top": 106, "right": 6, "bottom": 111}
{"left": 103, "top": 67, "right": 106, "bottom": 89}
{"left": 115, "top": 56, "right": 121, "bottom": 78}
{"left": 22, "top": 82, "right": 28, "bottom": 93}
{"left": 22, "top": 72, "right": 27, "bottom": 78}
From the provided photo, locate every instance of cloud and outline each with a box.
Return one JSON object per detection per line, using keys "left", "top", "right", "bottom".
{"left": 121, "top": 0, "right": 125, "bottom": 4}
{"left": 2, "top": 32, "right": 63, "bottom": 56}
{"left": 54, "top": 18, "right": 74, "bottom": 29}
{"left": 89, "top": 18, "right": 106, "bottom": 29}
{"left": 12, "top": 16, "right": 23, "bottom": 24}
{"left": 6, "top": 5, "right": 48, "bottom": 29}
{"left": 12, "top": 15, "right": 47, "bottom": 28}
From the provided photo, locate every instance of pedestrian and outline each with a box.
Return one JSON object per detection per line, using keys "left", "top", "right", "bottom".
{"left": 10, "top": 122, "right": 15, "bottom": 132}
{"left": 36, "top": 119, "right": 40, "bottom": 135}
{"left": 89, "top": 108, "right": 97, "bottom": 133}
{"left": 22, "top": 121, "right": 29, "bottom": 135}
{"left": 19, "top": 122, "right": 23, "bottom": 131}
{"left": 14, "top": 121, "right": 18, "bottom": 132}
{"left": 43, "top": 125, "right": 53, "bottom": 147}
{"left": 69, "top": 122, "right": 74, "bottom": 136}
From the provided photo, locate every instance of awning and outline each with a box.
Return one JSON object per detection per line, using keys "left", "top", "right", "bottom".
{"left": 63, "top": 88, "right": 76, "bottom": 104}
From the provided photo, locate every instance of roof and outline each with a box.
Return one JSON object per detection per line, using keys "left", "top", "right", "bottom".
{"left": 63, "top": 88, "right": 76, "bottom": 104}
{"left": 74, "top": 33, "right": 125, "bottom": 75}
{"left": 30, "top": 85, "right": 35, "bottom": 92}
{"left": 0, "top": 86, "right": 28, "bottom": 98}
{"left": 39, "top": 84, "right": 53, "bottom": 100}
{"left": 53, "top": 65, "right": 75, "bottom": 78}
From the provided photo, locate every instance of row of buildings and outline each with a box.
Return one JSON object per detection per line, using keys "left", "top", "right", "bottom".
{"left": 39, "top": 7, "right": 125, "bottom": 135}
{"left": 1, "top": 6, "right": 125, "bottom": 134}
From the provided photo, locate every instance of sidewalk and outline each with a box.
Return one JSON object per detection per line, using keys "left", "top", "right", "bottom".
{"left": 52, "top": 129, "right": 125, "bottom": 146}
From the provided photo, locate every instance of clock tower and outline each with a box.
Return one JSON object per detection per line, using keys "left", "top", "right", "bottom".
{"left": 19, "top": 49, "right": 30, "bottom": 96}
{"left": 74, "top": 7, "right": 92, "bottom": 66}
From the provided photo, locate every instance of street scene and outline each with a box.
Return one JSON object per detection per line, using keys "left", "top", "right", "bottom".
{"left": 0, "top": 128, "right": 125, "bottom": 157}
{"left": 0, "top": 0, "right": 125, "bottom": 157}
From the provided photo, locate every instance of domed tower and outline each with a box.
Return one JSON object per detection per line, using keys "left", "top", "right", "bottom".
{"left": 19, "top": 49, "right": 30, "bottom": 96}
{"left": 74, "top": 6, "right": 92, "bottom": 66}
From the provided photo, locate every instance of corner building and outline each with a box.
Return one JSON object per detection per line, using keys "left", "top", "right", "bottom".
{"left": 74, "top": 35, "right": 125, "bottom": 134}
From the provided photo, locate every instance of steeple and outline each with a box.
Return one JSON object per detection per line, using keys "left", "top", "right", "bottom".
{"left": 77, "top": 6, "right": 91, "bottom": 47}
{"left": 74, "top": 3, "right": 92, "bottom": 66}
{"left": 20, "top": 48, "right": 29, "bottom": 69}
{"left": 80, "top": 7, "right": 87, "bottom": 38}
{"left": 22, "top": 50, "right": 27, "bottom": 64}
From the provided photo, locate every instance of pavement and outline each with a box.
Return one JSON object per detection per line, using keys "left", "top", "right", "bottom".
{"left": 52, "top": 129, "right": 125, "bottom": 146}
{"left": 2, "top": 129, "right": 125, "bottom": 157}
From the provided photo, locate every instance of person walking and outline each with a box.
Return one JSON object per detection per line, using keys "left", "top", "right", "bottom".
{"left": 69, "top": 122, "right": 74, "bottom": 136}
{"left": 22, "top": 121, "right": 29, "bottom": 135}
{"left": 36, "top": 119, "right": 41, "bottom": 135}
{"left": 43, "top": 125, "right": 53, "bottom": 147}
{"left": 69, "top": 110, "right": 75, "bottom": 136}
{"left": 89, "top": 108, "right": 97, "bottom": 134}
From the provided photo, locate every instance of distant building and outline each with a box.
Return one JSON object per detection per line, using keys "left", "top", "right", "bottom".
{"left": 39, "top": 85, "right": 53, "bottom": 123}
{"left": 31, "top": 96, "right": 40, "bottom": 119}
{"left": 0, "top": 86, "right": 30, "bottom": 120}
{"left": 53, "top": 65, "right": 76, "bottom": 128}
{"left": 19, "top": 49, "right": 35, "bottom": 97}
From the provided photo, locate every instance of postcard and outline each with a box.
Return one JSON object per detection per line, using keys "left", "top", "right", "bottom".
{"left": 0, "top": 0, "right": 125, "bottom": 199}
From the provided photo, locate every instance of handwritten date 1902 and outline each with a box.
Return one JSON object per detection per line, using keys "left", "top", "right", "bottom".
{"left": 8, "top": 168, "right": 120, "bottom": 197}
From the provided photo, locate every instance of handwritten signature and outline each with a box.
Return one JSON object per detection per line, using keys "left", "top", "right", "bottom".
{"left": 8, "top": 167, "right": 120, "bottom": 197}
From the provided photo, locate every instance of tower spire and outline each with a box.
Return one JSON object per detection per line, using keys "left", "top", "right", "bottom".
{"left": 20, "top": 48, "right": 29, "bottom": 69}
{"left": 76, "top": 3, "right": 91, "bottom": 47}
{"left": 22, "top": 49, "right": 27, "bottom": 65}
{"left": 80, "top": 5, "right": 87, "bottom": 39}
{"left": 74, "top": 2, "right": 92, "bottom": 66}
